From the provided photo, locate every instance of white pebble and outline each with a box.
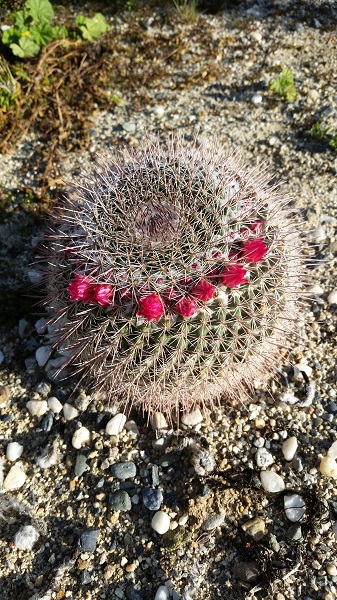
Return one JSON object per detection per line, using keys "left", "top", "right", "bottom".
{"left": 47, "top": 396, "right": 63, "bottom": 414}
{"left": 4, "top": 464, "right": 26, "bottom": 490}
{"left": 284, "top": 494, "right": 306, "bottom": 522}
{"left": 282, "top": 436, "right": 298, "bottom": 461}
{"left": 63, "top": 403, "right": 79, "bottom": 421}
{"left": 328, "top": 441, "right": 337, "bottom": 460}
{"left": 327, "top": 289, "right": 337, "bottom": 305}
{"left": 6, "top": 442, "right": 24, "bottom": 462}
{"left": 279, "top": 392, "right": 299, "bottom": 405}
{"left": 319, "top": 456, "right": 337, "bottom": 479}
{"left": 154, "top": 586, "right": 170, "bottom": 600}
{"left": 181, "top": 408, "right": 203, "bottom": 427}
{"left": 178, "top": 514, "right": 189, "bottom": 526}
{"left": 251, "top": 93, "right": 263, "bottom": 104}
{"left": 310, "top": 226, "right": 326, "bottom": 243}
{"left": 294, "top": 363, "right": 312, "bottom": 378}
{"left": 251, "top": 31, "right": 262, "bottom": 42}
{"left": 26, "top": 400, "right": 48, "bottom": 417}
{"left": 151, "top": 412, "right": 168, "bottom": 430}
{"left": 14, "top": 525, "right": 39, "bottom": 550}
{"left": 72, "top": 426, "right": 91, "bottom": 449}
{"left": 151, "top": 511, "right": 171, "bottom": 534}
{"left": 260, "top": 470, "right": 285, "bottom": 493}
{"left": 307, "top": 284, "right": 324, "bottom": 295}
{"left": 105, "top": 413, "right": 127, "bottom": 436}
{"left": 327, "top": 564, "right": 337, "bottom": 577}
{"left": 154, "top": 106, "right": 165, "bottom": 117}
{"left": 35, "top": 346, "right": 52, "bottom": 367}
{"left": 255, "top": 447, "right": 274, "bottom": 468}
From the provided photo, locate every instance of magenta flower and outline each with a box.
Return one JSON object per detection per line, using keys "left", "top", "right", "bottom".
{"left": 174, "top": 296, "right": 198, "bottom": 317}
{"left": 219, "top": 264, "right": 248, "bottom": 288}
{"left": 191, "top": 280, "right": 215, "bottom": 301}
{"left": 93, "top": 284, "right": 114, "bottom": 306}
{"left": 137, "top": 293, "right": 165, "bottom": 322}
{"left": 242, "top": 238, "right": 268, "bottom": 263}
{"left": 67, "top": 274, "right": 95, "bottom": 304}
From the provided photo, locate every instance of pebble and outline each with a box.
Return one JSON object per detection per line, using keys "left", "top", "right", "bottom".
{"left": 251, "top": 93, "right": 263, "bottom": 105}
{"left": 122, "top": 121, "right": 136, "bottom": 133}
{"left": 251, "top": 31, "right": 262, "bottom": 42}
{"left": 18, "top": 318, "right": 34, "bottom": 339}
{"left": 111, "top": 461, "right": 137, "bottom": 480}
{"left": 47, "top": 396, "right": 63, "bottom": 413}
{"left": 154, "top": 586, "right": 170, "bottom": 600}
{"left": 6, "top": 442, "right": 23, "bottom": 462}
{"left": 63, "top": 403, "right": 79, "bottom": 420}
{"left": 14, "top": 525, "right": 39, "bottom": 550}
{"left": 151, "top": 412, "right": 168, "bottom": 430}
{"left": 255, "top": 447, "right": 274, "bottom": 468}
{"left": 4, "top": 464, "right": 26, "bottom": 490}
{"left": 327, "top": 564, "right": 337, "bottom": 577}
{"left": 75, "top": 454, "right": 89, "bottom": 477}
{"left": 41, "top": 412, "right": 53, "bottom": 433}
{"left": 201, "top": 513, "right": 225, "bottom": 531}
{"left": 328, "top": 441, "right": 337, "bottom": 459}
{"left": 151, "top": 511, "right": 171, "bottom": 534}
{"left": 233, "top": 561, "right": 259, "bottom": 582}
{"left": 105, "top": 413, "right": 127, "bottom": 436}
{"left": 154, "top": 106, "right": 165, "bottom": 117}
{"left": 0, "top": 385, "right": 10, "bottom": 405}
{"left": 284, "top": 494, "right": 306, "bottom": 522}
{"left": 260, "top": 470, "right": 285, "bottom": 493}
{"left": 26, "top": 400, "right": 48, "bottom": 417}
{"left": 319, "top": 456, "right": 337, "bottom": 479}
{"left": 307, "top": 284, "right": 324, "bottom": 295}
{"left": 152, "top": 437, "right": 169, "bottom": 451}
{"left": 286, "top": 523, "right": 303, "bottom": 541}
{"left": 28, "top": 269, "right": 42, "bottom": 284}
{"left": 35, "top": 346, "right": 52, "bottom": 367}
{"left": 181, "top": 408, "right": 203, "bottom": 427}
{"left": 142, "top": 488, "right": 163, "bottom": 511}
{"left": 282, "top": 436, "right": 298, "bottom": 461}
{"left": 310, "top": 226, "right": 326, "bottom": 243}
{"left": 327, "top": 289, "right": 337, "bottom": 305}
{"left": 72, "top": 426, "right": 91, "bottom": 449}
{"left": 280, "top": 392, "right": 299, "bottom": 405}
{"left": 78, "top": 528, "right": 100, "bottom": 552}
{"left": 110, "top": 490, "right": 132, "bottom": 512}
{"left": 241, "top": 517, "right": 266, "bottom": 541}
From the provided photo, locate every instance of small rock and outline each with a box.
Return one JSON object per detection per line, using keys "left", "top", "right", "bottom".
{"left": 319, "top": 456, "right": 337, "bottom": 479}
{"left": 307, "top": 284, "right": 324, "bottom": 295}
{"left": 251, "top": 31, "right": 262, "bottom": 42}
{"left": 279, "top": 392, "right": 299, "bottom": 405}
{"left": 63, "top": 403, "right": 79, "bottom": 420}
{"left": 47, "top": 396, "right": 63, "bottom": 413}
{"left": 151, "top": 412, "right": 168, "bottom": 430}
{"left": 181, "top": 408, "right": 203, "bottom": 427}
{"left": 233, "top": 561, "right": 259, "bottom": 582}
{"left": 72, "top": 427, "right": 91, "bottom": 449}
{"left": 328, "top": 441, "right": 337, "bottom": 459}
{"left": 6, "top": 442, "right": 24, "bottom": 462}
{"left": 251, "top": 93, "right": 263, "bottom": 105}
{"left": 286, "top": 523, "right": 303, "bottom": 541}
{"left": 142, "top": 488, "right": 163, "bottom": 511}
{"left": 260, "top": 470, "right": 285, "bottom": 493}
{"left": 154, "top": 586, "right": 170, "bottom": 600}
{"left": 154, "top": 106, "right": 165, "bottom": 118}
{"left": 14, "top": 525, "right": 39, "bottom": 550}
{"left": 4, "top": 464, "right": 26, "bottom": 490}
{"left": 18, "top": 319, "right": 34, "bottom": 339}
{"left": 327, "top": 564, "right": 337, "bottom": 577}
{"left": 35, "top": 317, "right": 48, "bottom": 334}
{"left": 41, "top": 412, "right": 54, "bottom": 433}
{"left": 78, "top": 528, "right": 100, "bottom": 552}
{"left": 75, "top": 454, "right": 90, "bottom": 477}
{"left": 36, "top": 439, "right": 58, "bottom": 469}
{"left": 152, "top": 437, "right": 169, "bottom": 451}
{"left": 35, "top": 346, "right": 52, "bottom": 367}
{"left": 26, "top": 400, "right": 48, "bottom": 417}
{"left": 0, "top": 385, "right": 10, "bottom": 405}
{"left": 282, "top": 436, "right": 298, "bottom": 461}
{"left": 111, "top": 461, "right": 136, "bottom": 480}
{"left": 106, "top": 413, "right": 127, "bottom": 436}
{"left": 109, "top": 490, "right": 132, "bottom": 511}
{"left": 327, "top": 290, "right": 337, "bottom": 305}
{"left": 28, "top": 269, "right": 42, "bottom": 284}
{"left": 151, "top": 511, "right": 171, "bottom": 534}
{"left": 125, "top": 585, "right": 144, "bottom": 600}
{"left": 241, "top": 517, "right": 266, "bottom": 541}
{"left": 122, "top": 122, "right": 136, "bottom": 133}
{"left": 255, "top": 447, "right": 274, "bottom": 468}
{"left": 201, "top": 513, "right": 225, "bottom": 531}
{"left": 284, "top": 494, "right": 306, "bottom": 522}
{"left": 310, "top": 226, "right": 325, "bottom": 242}
{"left": 308, "top": 89, "right": 319, "bottom": 102}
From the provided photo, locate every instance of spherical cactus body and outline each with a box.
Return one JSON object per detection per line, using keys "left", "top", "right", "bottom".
{"left": 37, "top": 137, "right": 305, "bottom": 418}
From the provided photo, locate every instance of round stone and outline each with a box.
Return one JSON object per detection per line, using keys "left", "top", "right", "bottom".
{"left": 26, "top": 400, "right": 48, "bottom": 417}
{"left": 154, "top": 106, "right": 165, "bottom": 117}
{"left": 47, "top": 396, "right": 63, "bottom": 413}
{"left": 122, "top": 122, "right": 136, "bottom": 133}
{"left": 181, "top": 408, "right": 203, "bottom": 427}
{"left": 255, "top": 447, "right": 273, "bottom": 468}
{"left": 6, "top": 442, "right": 23, "bottom": 462}
{"left": 154, "top": 586, "right": 170, "bottom": 600}
{"left": 105, "top": 413, "right": 127, "bottom": 436}
{"left": 75, "top": 454, "right": 89, "bottom": 477}
{"left": 251, "top": 93, "right": 263, "bottom": 104}
{"left": 111, "top": 461, "right": 136, "bottom": 480}
{"left": 151, "top": 511, "right": 171, "bottom": 534}
{"left": 151, "top": 412, "right": 168, "bottom": 430}
{"left": 327, "top": 289, "right": 337, "bottom": 305}
{"left": 78, "top": 528, "right": 100, "bottom": 552}
{"left": 327, "top": 441, "right": 337, "bottom": 459}
{"left": 35, "top": 345, "right": 52, "bottom": 367}
{"left": 63, "top": 403, "right": 79, "bottom": 420}
{"left": 307, "top": 284, "right": 324, "bottom": 295}
{"left": 72, "top": 426, "right": 91, "bottom": 449}
{"left": 142, "top": 488, "right": 163, "bottom": 511}
{"left": 284, "top": 494, "right": 306, "bottom": 522}
{"left": 14, "top": 525, "right": 39, "bottom": 550}
{"left": 201, "top": 513, "right": 225, "bottom": 531}
{"left": 260, "top": 470, "right": 285, "bottom": 493}
{"left": 241, "top": 517, "right": 266, "bottom": 541}
{"left": 109, "top": 490, "right": 132, "bottom": 512}
{"left": 319, "top": 456, "right": 337, "bottom": 479}
{"left": 282, "top": 436, "right": 298, "bottom": 461}
{"left": 327, "top": 564, "right": 337, "bottom": 577}
{"left": 41, "top": 412, "right": 54, "bottom": 433}
{"left": 4, "top": 464, "right": 26, "bottom": 490}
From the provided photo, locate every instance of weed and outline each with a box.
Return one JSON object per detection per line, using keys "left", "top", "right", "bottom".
{"left": 310, "top": 120, "right": 330, "bottom": 141}
{"left": 329, "top": 134, "right": 337, "bottom": 152}
{"left": 173, "top": 0, "right": 199, "bottom": 22}
{"left": 0, "top": 59, "right": 20, "bottom": 110}
{"left": 75, "top": 13, "right": 108, "bottom": 42}
{"left": 269, "top": 69, "right": 297, "bottom": 101}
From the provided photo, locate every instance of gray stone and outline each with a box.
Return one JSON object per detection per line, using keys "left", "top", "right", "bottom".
{"left": 109, "top": 490, "right": 131, "bottom": 511}
{"left": 111, "top": 461, "right": 136, "bottom": 480}
{"left": 142, "top": 488, "right": 163, "bottom": 511}
{"left": 78, "top": 528, "right": 100, "bottom": 552}
{"left": 286, "top": 523, "right": 303, "bottom": 541}
{"left": 75, "top": 454, "right": 89, "bottom": 477}
{"left": 122, "top": 122, "right": 136, "bottom": 133}
{"left": 41, "top": 412, "right": 53, "bottom": 433}
{"left": 233, "top": 561, "right": 260, "bottom": 582}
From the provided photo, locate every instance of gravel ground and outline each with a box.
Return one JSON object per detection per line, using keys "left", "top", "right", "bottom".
{"left": 1, "top": 1, "right": 337, "bottom": 599}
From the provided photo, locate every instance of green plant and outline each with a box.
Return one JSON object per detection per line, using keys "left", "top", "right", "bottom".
{"left": 269, "top": 69, "right": 297, "bottom": 101}
{"left": 1, "top": 0, "right": 68, "bottom": 58}
{"left": 75, "top": 13, "right": 108, "bottom": 42}
{"left": 310, "top": 121, "right": 330, "bottom": 141}
{"left": 173, "top": 0, "right": 199, "bottom": 22}
{"left": 36, "top": 137, "right": 305, "bottom": 419}
{"left": 329, "top": 134, "right": 337, "bottom": 152}
{"left": 0, "top": 59, "right": 20, "bottom": 109}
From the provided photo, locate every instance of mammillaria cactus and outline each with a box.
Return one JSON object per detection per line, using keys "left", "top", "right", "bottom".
{"left": 37, "top": 136, "right": 305, "bottom": 418}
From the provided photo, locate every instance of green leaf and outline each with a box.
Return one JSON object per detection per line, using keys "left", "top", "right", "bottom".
{"left": 285, "top": 86, "right": 297, "bottom": 101}
{"left": 76, "top": 12, "right": 108, "bottom": 42}
{"left": 30, "top": 23, "right": 54, "bottom": 45}
{"left": 51, "top": 25, "right": 68, "bottom": 39}
{"left": 75, "top": 15, "right": 86, "bottom": 26}
{"left": 11, "top": 36, "right": 41, "bottom": 57}
{"left": 13, "top": 9, "right": 32, "bottom": 29}
{"left": 2, "top": 27, "right": 19, "bottom": 45}
{"left": 26, "top": 0, "right": 54, "bottom": 24}
{"left": 9, "top": 43, "right": 25, "bottom": 58}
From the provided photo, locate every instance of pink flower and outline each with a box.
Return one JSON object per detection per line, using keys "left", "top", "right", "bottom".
{"left": 93, "top": 284, "right": 114, "bottom": 306}
{"left": 67, "top": 274, "right": 95, "bottom": 303}
{"left": 137, "top": 293, "right": 164, "bottom": 322}
{"left": 191, "top": 280, "right": 215, "bottom": 301}
{"left": 241, "top": 238, "right": 268, "bottom": 263}
{"left": 174, "top": 296, "right": 198, "bottom": 317}
{"left": 219, "top": 264, "right": 248, "bottom": 288}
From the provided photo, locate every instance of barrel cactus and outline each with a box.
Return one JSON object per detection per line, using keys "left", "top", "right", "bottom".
{"left": 37, "top": 136, "right": 305, "bottom": 418}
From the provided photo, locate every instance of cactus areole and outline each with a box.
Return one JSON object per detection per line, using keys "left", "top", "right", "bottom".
{"left": 37, "top": 137, "right": 305, "bottom": 418}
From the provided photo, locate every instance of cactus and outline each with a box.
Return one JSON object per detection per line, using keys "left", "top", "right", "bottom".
{"left": 37, "top": 136, "right": 305, "bottom": 418}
